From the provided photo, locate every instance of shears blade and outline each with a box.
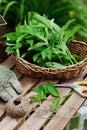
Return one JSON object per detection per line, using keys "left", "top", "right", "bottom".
{"left": 55, "top": 81, "right": 87, "bottom": 98}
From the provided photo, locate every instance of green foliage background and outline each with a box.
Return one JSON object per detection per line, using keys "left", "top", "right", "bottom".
{"left": 0, "top": 0, "right": 87, "bottom": 41}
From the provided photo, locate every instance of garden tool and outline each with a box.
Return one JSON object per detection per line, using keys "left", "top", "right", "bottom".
{"left": 0, "top": 66, "right": 23, "bottom": 102}
{"left": 55, "top": 81, "right": 87, "bottom": 98}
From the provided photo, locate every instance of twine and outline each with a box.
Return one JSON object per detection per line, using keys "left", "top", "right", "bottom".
{"left": 6, "top": 96, "right": 32, "bottom": 118}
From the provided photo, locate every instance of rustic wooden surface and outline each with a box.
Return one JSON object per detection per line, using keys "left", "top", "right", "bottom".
{"left": 0, "top": 55, "right": 86, "bottom": 130}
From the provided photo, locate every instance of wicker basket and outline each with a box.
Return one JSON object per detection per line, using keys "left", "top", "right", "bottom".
{"left": 14, "top": 40, "right": 87, "bottom": 80}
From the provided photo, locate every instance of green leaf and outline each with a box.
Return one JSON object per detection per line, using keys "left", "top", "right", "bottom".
{"left": 16, "top": 24, "right": 22, "bottom": 34}
{"left": 32, "top": 84, "right": 47, "bottom": 95}
{"left": 28, "top": 42, "right": 47, "bottom": 51}
{"left": 44, "top": 62, "right": 65, "bottom": 68}
{"left": 5, "top": 46, "right": 15, "bottom": 53}
{"left": 47, "top": 82, "right": 60, "bottom": 97}
{"left": 31, "top": 82, "right": 60, "bottom": 98}
{"left": 3, "top": 32, "right": 19, "bottom": 40}
{"left": 30, "top": 92, "right": 46, "bottom": 102}
{"left": 63, "top": 25, "right": 81, "bottom": 43}
{"left": 51, "top": 97, "right": 61, "bottom": 111}
{"left": 15, "top": 42, "right": 23, "bottom": 49}
{"left": 5, "top": 40, "right": 16, "bottom": 46}
{"left": 59, "top": 19, "right": 75, "bottom": 39}
{"left": 21, "top": 52, "right": 29, "bottom": 58}
{"left": 73, "top": 54, "right": 83, "bottom": 62}
{"left": 3, "top": 1, "right": 18, "bottom": 17}
{"left": 32, "top": 12, "right": 53, "bottom": 30}
{"left": 29, "top": 95, "right": 40, "bottom": 102}
{"left": 26, "top": 40, "right": 34, "bottom": 46}
{"left": 16, "top": 34, "right": 28, "bottom": 44}
{"left": 41, "top": 49, "right": 48, "bottom": 60}
{"left": 33, "top": 52, "right": 41, "bottom": 62}
{"left": 41, "top": 47, "right": 53, "bottom": 60}
{"left": 52, "top": 21, "right": 61, "bottom": 33}
{"left": 16, "top": 24, "right": 29, "bottom": 34}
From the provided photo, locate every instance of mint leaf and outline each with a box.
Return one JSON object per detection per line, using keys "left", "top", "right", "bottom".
{"left": 30, "top": 91, "right": 46, "bottom": 102}
{"left": 51, "top": 97, "right": 61, "bottom": 111}
{"left": 47, "top": 82, "right": 60, "bottom": 97}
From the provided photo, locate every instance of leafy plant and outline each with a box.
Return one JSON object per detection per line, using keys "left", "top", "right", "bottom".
{"left": 3, "top": 12, "right": 82, "bottom": 68}
{"left": 29, "top": 82, "right": 61, "bottom": 111}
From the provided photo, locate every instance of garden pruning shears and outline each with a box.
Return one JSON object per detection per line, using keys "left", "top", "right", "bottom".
{"left": 55, "top": 81, "right": 87, "bottom": 98}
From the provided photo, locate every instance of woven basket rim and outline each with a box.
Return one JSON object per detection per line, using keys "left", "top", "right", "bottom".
{"left": 16, "top": 56, "right": 87, "bottom": 70}
{"left": 13, "top": 40, "right": 87, "bottom": 80}
{"left": 14, "top": 39, "right": 87, "bottom": 70}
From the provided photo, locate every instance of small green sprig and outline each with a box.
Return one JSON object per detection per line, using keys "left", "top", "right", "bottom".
{"left": 29, "top": 82, "right": 61, "bottom": 111}
{"left": 29, "top": 82, "right": 74, "bottom": 111}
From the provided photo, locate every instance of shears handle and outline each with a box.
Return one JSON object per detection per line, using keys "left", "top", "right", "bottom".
{"left": 76, "top": 81, "right": 87, "bottom": 87}
{"left": 74, "top": 86, "right": 87, "bottom": 98}
{"left": 55, "top": 81, "right": 87, "bottom": 98}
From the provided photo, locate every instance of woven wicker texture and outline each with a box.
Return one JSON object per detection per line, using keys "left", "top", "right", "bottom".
{"left": 14, "top": 40, "right": 87, "bottom": 80}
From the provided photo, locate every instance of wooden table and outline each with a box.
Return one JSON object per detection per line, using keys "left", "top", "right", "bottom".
{"left": 0, "top": 55, "right": 86, "bottom": 130}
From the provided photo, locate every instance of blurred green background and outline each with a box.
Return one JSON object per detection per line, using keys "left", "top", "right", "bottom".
{"left": 0, "top": 0, "right": 87, "bottom": 41}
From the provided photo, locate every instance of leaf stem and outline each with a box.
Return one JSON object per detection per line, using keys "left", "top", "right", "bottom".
{"left": 16, "top": 49, "right": 20, "bottom": 58}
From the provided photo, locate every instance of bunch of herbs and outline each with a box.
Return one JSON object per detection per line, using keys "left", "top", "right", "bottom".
{"left": 3, "top": 12, "right": 82, "bottom": 68}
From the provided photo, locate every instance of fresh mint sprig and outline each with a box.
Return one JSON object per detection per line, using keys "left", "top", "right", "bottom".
{"left": 29, "top": 82, "right": 61, "bottom": 111}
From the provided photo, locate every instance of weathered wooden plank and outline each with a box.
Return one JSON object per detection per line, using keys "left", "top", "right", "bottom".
{"left": 0, "top": 55, "right": 15, "bottom": 68}
{"left": 43, "top": 93, "right": 86, "bottom": 130}
{"left": 0, "top": 116, "right": 17, "bottom": 130}
{"left": 18, "top": 87, "right": 71, "bottom": 130}
{"left": 0, "top": 101, "right": 5, "bottom": 117}
{"left": 12, "top": 67, "right": 22, "bottom": 78}
{"left": 20, "top": 76, "right": 40, "bottom": 91}
{"left": 13, "top": 92, "right": 40, "bottom": 130}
